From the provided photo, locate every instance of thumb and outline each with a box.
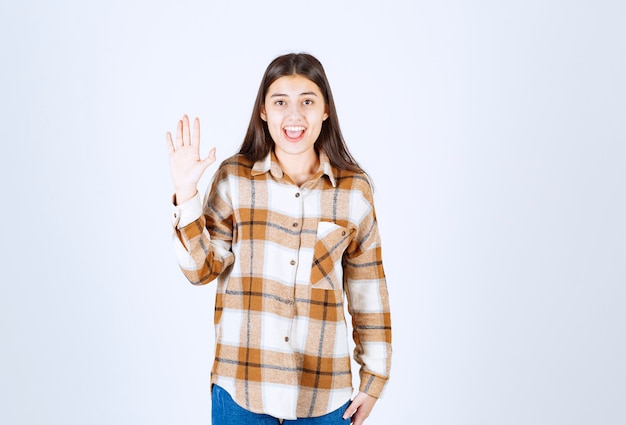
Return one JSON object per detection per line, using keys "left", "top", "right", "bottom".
{"left": 202, "top": 147, "right": 217, "bottom": 167}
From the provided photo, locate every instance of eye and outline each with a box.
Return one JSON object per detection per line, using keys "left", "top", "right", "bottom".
{"left": 274, "top": 100, "right": 286, "bottom": 106}
{"left": 303, "top": 99, "right": 313, "bottom": 105}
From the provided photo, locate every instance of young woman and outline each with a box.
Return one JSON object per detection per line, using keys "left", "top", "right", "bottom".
{"left": 167, "top": 53, "right": 391, "bottom": 425}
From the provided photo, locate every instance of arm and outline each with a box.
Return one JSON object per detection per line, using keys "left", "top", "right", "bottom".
{"left": 168, "top": 115, "right": 234, "bottom": 284}
{"left": 172, "top": 187, "right": 234, "bottom": 285}
{"left": 343, "top": 181, "right": 392, "bottom": 424}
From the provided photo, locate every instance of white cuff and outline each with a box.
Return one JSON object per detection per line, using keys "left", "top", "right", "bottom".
{"left": 171, "top": 192, "right": 202, "bottom": 228}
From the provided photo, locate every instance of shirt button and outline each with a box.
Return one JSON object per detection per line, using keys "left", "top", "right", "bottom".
{"left": 295, "top": 192, "right": 301, "bottom": 198}
{"left": 290, "top": 260, "right": 296, "bottom": 266}
{"left": 284, "top": 336, "right": 289, "bottom": 342}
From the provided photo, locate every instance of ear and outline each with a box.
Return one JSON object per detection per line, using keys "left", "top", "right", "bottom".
{"left": 260, "top": 106, "right": 267, "bottom": 122}
{"left": 323, "top": 104, "right": 329, "bottom": 121}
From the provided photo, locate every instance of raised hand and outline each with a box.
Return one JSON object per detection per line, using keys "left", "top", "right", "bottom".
{"left": 166, "top": 115, "right": 216, "bottom": 204}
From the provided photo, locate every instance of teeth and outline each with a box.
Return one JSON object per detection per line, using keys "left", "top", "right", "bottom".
{"left": 284, "top": 126, "right": 305, "bottom": 131}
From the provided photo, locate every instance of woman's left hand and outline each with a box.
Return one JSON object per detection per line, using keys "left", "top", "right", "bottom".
{"left": 343, "top": 392, "right": 377, "bottom": 425}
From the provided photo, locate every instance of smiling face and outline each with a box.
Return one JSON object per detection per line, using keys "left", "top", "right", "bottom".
{"left": 260, "top": 74, "right": 329, "bottom": 167}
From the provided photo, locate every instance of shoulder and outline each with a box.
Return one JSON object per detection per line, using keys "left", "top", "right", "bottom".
{"left": 214, "top": 153, "right": 254, "bottom": 179}
{"left": 334, "top": 168, "right": 374, "bottom": 199}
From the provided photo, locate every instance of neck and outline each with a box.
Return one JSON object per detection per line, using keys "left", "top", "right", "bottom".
{"left": 274, "top": 149, "right": 320, "bottom": 186}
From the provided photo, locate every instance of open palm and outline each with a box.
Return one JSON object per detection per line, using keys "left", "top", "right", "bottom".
{"left": 166, "top": 115, "right": 216, "bottom": 204}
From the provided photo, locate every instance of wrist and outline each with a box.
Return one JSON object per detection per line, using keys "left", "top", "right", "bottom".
{"left": 174, "top": 187, "right": 197, "bottom": 205}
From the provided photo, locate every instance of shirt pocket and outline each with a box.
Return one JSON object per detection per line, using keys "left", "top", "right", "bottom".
{"left": 310, "top": 221, "right": 352, "bottom": 290}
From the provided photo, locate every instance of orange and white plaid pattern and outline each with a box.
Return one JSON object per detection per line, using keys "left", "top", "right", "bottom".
{"left": 172, "top": 152, "right": 391, "bottom": 419}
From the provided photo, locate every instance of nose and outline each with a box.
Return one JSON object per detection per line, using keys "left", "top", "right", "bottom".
{"left": 288, "top": 103, "right": 303, "bottom": 119}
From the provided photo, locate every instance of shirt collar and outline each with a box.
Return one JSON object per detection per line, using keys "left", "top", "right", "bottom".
{"left": 251, "top": 150, "right": 337, "bottom": 187}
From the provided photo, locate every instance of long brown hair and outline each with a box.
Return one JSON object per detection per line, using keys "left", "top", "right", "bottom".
{"left": 239, "top": 53, "right": 364, "bottom": 173}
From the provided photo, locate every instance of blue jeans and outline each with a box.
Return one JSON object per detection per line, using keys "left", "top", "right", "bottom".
{"left": 212, "top": 385, "right": 351, "bottom": 424}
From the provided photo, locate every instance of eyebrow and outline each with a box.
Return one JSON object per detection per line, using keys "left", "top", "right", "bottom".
{"left": 269, "top": 91, "right": 319, "bottom": 98}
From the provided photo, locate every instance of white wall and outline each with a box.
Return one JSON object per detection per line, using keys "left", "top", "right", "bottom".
{"left": 1, "top": 0, "right": 624, "bottom": 424}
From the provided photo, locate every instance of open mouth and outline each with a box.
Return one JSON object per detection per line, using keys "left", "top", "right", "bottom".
{"left": 283, "top": 126, "right": 306, "bottom": 142}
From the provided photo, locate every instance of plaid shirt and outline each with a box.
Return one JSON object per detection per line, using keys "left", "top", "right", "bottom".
{"left": 171, "top": 152, "right": 392, "bottom": 419}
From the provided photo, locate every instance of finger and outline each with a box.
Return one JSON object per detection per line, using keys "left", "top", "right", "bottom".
{"left": 192, "top": 117, "right": 200, "bottom": 146}
{"left": 176, "top": 119, "right": 183, "bottom": 147}
{"left": 206, "top": 147, "right": 216, "bottom": 163}
{"left": 349, "top": 405, "right": 368, "bottom": 425}
{"left": 342, "top": 401, "right": 358, "bottom": 420}
{"left": 166, "top": 132, "right": 175, "bottom": 153}
{"left": 182, "top": 114, "right": 191, "bottom": 145}
{"left": 200, "top": 147, "right": 217, "bottom": 171}
{"left": 351, "top": 411, "right": 366, "bottom": 425}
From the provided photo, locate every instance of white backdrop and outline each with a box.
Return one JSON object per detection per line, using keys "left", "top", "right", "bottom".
{"left": 1, "top": 1, "right": 625, "bottom": 424}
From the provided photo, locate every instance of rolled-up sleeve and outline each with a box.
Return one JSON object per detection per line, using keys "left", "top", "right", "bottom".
{"left": 171, "top": 171, "right": 235, "bottom": 286}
